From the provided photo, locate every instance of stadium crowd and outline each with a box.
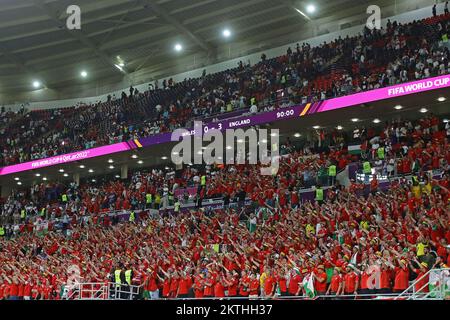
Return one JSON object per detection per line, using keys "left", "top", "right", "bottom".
{"left": 0, "top": 170, "right": 448, "bottom": 300}
{"left": 0, "top": 111, "right": 448, "bottom": 299}
{"left": 1, "top": 12, "right": 450, "bottom": 166}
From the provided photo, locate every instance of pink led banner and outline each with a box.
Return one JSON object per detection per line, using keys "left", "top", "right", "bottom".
{"left": 316, "top": 74, "right": 450, "bottom": 113}
{"left": 0, "top": 142, "right": 134, "bottom": 176}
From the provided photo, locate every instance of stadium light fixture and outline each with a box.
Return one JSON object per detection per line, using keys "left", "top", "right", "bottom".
{"left": 35, "top": 173, "right": 41, "bottom": 177}
{"left": 443, "top": 119, "right": 449, "bottom": 123}
{"left": 222, "top": 29, "right": 231, "bottom": 38}
{"left": 32, "top": 80, "right": 41, "bottom": 88}
{"left": 115, "top": 175, "right": 120, "bottom": 178}
{"left": 351, "top": 118, "right": 359, "bottom": 122}
{"left": 137, "top": 160, "right": 144, "bottom": 164}
{"left": 131, "top": 154, "right": 138, "bottom": 159}
{"left": 14, "top": 177, "right": 20, "bottom": 181}
{"left": 313, "top": 125, "right": 320, "bottom": 129}
{"left": 226, "top": 146, "right": 232, "bottom": 150}
{"left": 419, "top": 108, "right": 428, "bottom": 113}
{"left": 17, "top": 181, "right": 22, "bottom": 185}
{"left": 306, "top": 4, "right": 316, "bottom": 13}
{"left": 116, "top": 55, "right": 125, "bottom": 67}
{"left": 109, "top": 165, "right": 115, "bottom": 169}
{"left": 108, "top": 159, "right": 114, "bottom": 163}
{"left": 270, "top": 132, "right": 278, "bottom": 137}
{"left": 59, "top": 169, "right": 64, "bottom": 173}
{"left": 80, "top": 70, "right": 88, "bottom": 78}
{"left": 42, "top": 177, "right": 47, "bottom": 181}
{"left": 294, "top": 133, "right": 301, "bottom": 137}
{"left": 161, "top": 156, "right": 168, "bottom": 160}
{"left": 174, "top": 43, "right": 183, "bottom": 52}
{"left": 394, "top": 105, "right": 403, "bottom": 110}
{"left": 92, "top": 179, "right": 96, "bottom": 183}
{"left": 79, "top": 165, "right": 85, "bottom": 169}
{"left": 373, "top": 118, "right": 381, "bottom": 124}
{"left": 437, "top": 96, "right": 446, "bottom": 102}
{"left": 63, "top": 173, "right": 69, "bottom": 177}
{"left": 336, "top": 126, "right": 343, "bottom": 130}
{"left": 114, "top": 64, "right": 124, "bottom": 72}
{"left": 88, "top": 169, "right": 94, "bottom": 173}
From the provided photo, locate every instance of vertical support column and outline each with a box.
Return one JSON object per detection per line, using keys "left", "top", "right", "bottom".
{"left": 0, "top": 184, "right": 13, "bottom": 198}
{"left": 73, "top": 173, "right": 80, "bottom": 186}
{"left": 121, "top": 164, "right": 128, "bottom": 179}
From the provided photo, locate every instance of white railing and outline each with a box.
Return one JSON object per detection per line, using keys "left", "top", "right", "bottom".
{"left": 60, "top": 282, "right": 449, "bottom": 300}
{"left": 63, "top": 282, "right": 143, "bottom": 300}
{"left": 395, "top": 268, "right": 450, "bottom": 300}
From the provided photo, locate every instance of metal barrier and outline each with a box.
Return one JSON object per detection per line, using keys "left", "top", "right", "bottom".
{"left": 58, "top": 274, "right": 450, "bottom": 300}
{"left": 61, "top": 285, "right": 434, "bottom": 300}
{"left": 395, "top": 268, "right": 450, "bottom": 300}
{"left": 64, "top": 282, "right": 143, "bottom": 300}
{"left": 167, "top": 293, "right": 413, "bottom": 300}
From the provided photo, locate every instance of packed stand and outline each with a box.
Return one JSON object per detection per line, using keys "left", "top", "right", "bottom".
{"left": 0, "top": 112, "right": 449, "bottom": 299}
{"left": 2, "top": 11, "right": 450, "bottom": 167}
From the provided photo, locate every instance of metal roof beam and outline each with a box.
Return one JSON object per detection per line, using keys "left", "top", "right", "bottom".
{"left": 32, "top": 0, "right": 127, "bottom": 75}
{"left": 0, "top": 45, "right": 38, "bottom": 77}
{"left": 140, "top": 0, "right": 215, "bottom": 55}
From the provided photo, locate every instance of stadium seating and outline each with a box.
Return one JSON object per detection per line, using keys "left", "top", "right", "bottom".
{"left": 0, "top": 112, "right": 448, "bottom": 300}
{"left": 1, "top": 13, "right": 450, "bottom": 167}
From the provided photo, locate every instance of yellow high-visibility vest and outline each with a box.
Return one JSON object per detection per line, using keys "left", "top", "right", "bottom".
{"left": 328, "top": 165, "right": 337, "bottom": 177}
{"left": 62, "top": 194, "right": 68, "bottom": 202}
{"left": 20, "top": 209, "right": 26, "bottom": 219}
{"left": 145, "top": 194, "right": 152, "bottom": 204}
{"left": 363, "top": 161, "right": 371, "bottom": 174}
{"left": 129, "top": 211, "right": 135, "bottom": 222}
{"left": 174, "top": 201, "right": 180, "bottom": 212}
{"left": 201, "top": 175, "right": 206, "bottom": 186}
{"left": 0, "top": 227, "right": 5, "bottom": 236}
{"left": 315, "top": 188, "right": 324, "bottom": 201}
{"left": 125, "top": 270, "right": 132, "bottom": 285}
{"left": 115, "top": 270, "right": 122, "bottom": 285}
{"left": 377, "top": 147, "right": 385, "bottom": 159}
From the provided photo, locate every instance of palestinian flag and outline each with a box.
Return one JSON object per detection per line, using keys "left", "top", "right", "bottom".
{"left": 348, "top": 144, "right": 362, "bottom": 155}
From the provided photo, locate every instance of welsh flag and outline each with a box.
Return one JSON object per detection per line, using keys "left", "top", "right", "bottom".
{"left": 303, "top": 273, "right": 316, "bottom": 298}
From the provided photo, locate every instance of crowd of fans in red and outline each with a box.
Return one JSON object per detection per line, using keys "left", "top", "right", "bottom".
{"left": 0, "top": 169, "right": 448, "bottom": 300}
{"left": 0, "top": 111, "right": 448, "bottom": 299}
{"left": 1, "top": 11, "right": 450, "bottom": 167}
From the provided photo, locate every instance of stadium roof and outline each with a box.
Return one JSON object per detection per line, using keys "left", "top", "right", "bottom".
{"left": 0, "top": 0, "right": 431, "bottom": 101}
